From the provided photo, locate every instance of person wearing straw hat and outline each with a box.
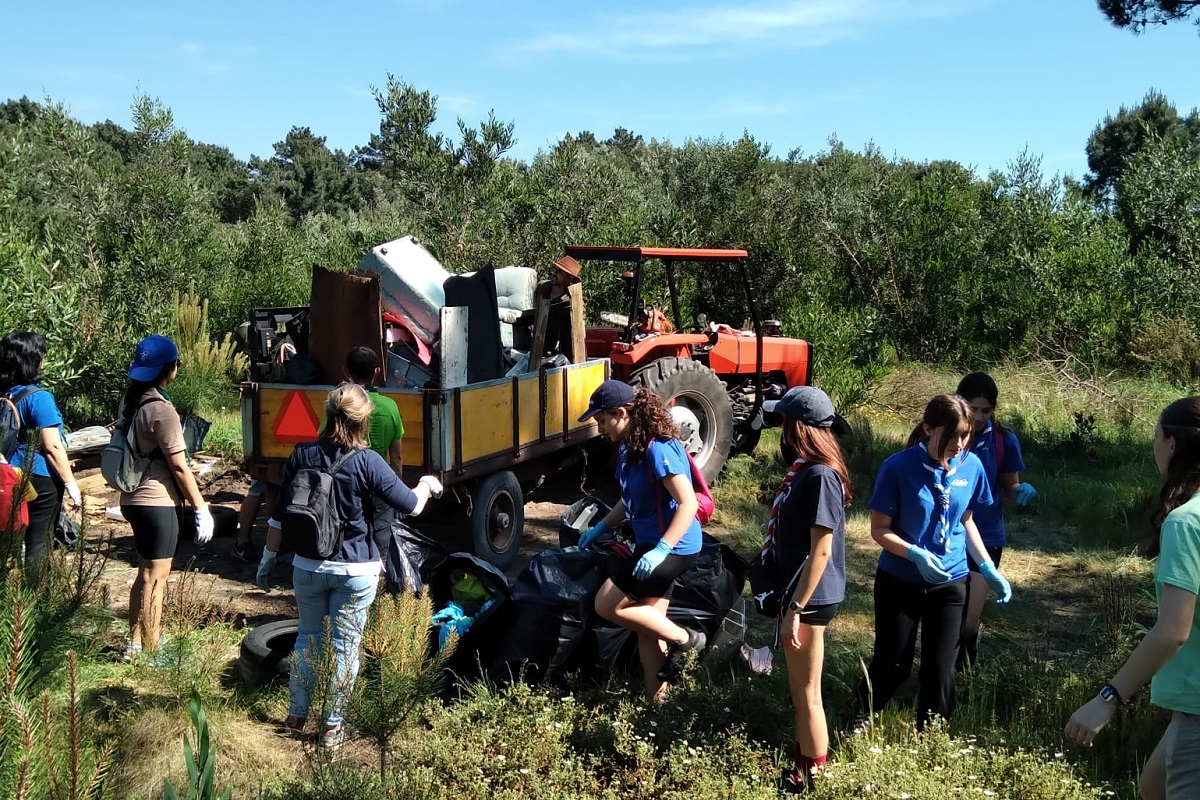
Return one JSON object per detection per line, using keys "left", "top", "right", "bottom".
{"left": 531, "top": 255, "right": 583, "bottom": 359}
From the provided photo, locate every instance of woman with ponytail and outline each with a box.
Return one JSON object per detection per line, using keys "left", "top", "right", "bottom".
{"left": 1066, "top": 397, "right": 1200, "bottom": 800}
{"left": 854, "top": 394, "right": 1011, "bottom": 731}
{"left": 576, "top": 380, "right": 705, "bottom": 700}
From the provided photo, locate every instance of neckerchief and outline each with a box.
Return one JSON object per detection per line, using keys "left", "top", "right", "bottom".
{"left": 921, "top": 447, "right": 959, "bottom": 548}
{"left": 762, "top": 455, "right": 808, "bottom": 559}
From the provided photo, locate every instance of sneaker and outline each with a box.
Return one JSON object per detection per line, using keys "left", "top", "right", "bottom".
{"left": 779, "top": 768, "right": 809, "bottom": 795}
{"left": 321, "top": 723, "right": 352, "bottom": 750}
{"left": 657, "top": 629, "right": 707, "bottom": 684}
{"left": 846, "top": 710, "right": 874, "bottom": 736}
{"left": 231, "top": 540, "right": 261, "bottom": 562}
{"left": 280, "top": 715, "right": 306, "bottom": 739}
{"left": 121, "top": 639, "right": 142, "bottom": 662}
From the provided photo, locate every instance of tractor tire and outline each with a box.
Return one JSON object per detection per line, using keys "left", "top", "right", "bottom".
{"left": 632, "top": 358, "right": 734, "bottom": 484}
{"left": 730, "top": 426, "right": 762, "bottom": 457}
{"left": 471, "top": 470, "right": 524, "bottom": 571}
{"left": 237, "top": 619, "right": 298, "bottom": 688}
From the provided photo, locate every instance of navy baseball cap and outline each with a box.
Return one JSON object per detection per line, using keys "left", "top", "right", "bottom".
{"left": 579, "top": 379, "right": 636, "bottom": 422}
{"left": 128, "top": 335, "right": 179, "bottom": 382}
{"left": 763, "top": 386, "right": 851, "bottom": 435}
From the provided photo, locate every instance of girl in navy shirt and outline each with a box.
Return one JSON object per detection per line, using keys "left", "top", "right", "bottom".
{"left": 955, "top": 372, "right": 1036, "bottom": 669}
{"left": 854, "top": 394, "right": 1013, "bottom": 730}
{"left": 760, "top": 387, "right": 851, "bottom": 794}
{"left": 576, "top": 380, "right": 704, "bottom": 701}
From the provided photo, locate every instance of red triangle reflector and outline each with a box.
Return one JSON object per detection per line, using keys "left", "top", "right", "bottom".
{"left": 272, "top": 390, "right": 320, "bottom": 444}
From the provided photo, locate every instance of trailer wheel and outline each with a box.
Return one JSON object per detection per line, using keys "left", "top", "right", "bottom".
{"left": 471, "top": 470, "right": 523, "bottom": 571}
{"left": 632, "top": 357, "right": 734, "bottom": 484}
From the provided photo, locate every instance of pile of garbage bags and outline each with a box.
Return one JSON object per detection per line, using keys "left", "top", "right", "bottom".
{"left": 384, "top": 504, "right": 746, "bottom": 692}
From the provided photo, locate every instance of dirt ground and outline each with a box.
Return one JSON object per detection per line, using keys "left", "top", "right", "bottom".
{"left": 79, "top": 460, "right": 589, "bottom": 630}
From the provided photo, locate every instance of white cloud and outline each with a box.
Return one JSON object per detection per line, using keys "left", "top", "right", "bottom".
{"left": 508, "top": 0, "right": 985, "bottom": 60}
{"left": 174, "top": 41, "right": 257, "bottom": 74}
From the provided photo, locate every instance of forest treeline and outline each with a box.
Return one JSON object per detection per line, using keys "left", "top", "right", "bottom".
{"left": 1, "top": 78, "right": 1198, "bottom": 425}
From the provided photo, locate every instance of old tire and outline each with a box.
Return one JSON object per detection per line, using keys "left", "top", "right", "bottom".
{"left": 238, "top": 619, "right": 298, "bottom": 687}
{"left": 730, "top": 426, "right": 762, "bottom": 457}
{"left": 632, "top": 357, "right": 734, "bottom": 484}
{"left": 471, "top": 470, "right": 524, "bottom": 571}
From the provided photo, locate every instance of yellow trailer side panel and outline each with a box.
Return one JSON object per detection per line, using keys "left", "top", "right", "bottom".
{"left": 458, "top": 382, "right": 515, "bottom": 462}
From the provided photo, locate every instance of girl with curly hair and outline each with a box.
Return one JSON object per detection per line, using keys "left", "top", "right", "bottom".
{"left": 576, "top": 379, "right": 705, "bottom": 700}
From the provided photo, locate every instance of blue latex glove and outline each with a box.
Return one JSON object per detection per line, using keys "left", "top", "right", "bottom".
{"left": 906, "top": 546, "right": 952, "bottom": 584}
{"left": 979, "top": 561, "right": 1013, "bottom": 604}
{"left": 1014, "top": 483, "right": 1037, "bottom": 507}
{"left": 578, "top": 520, "right": 608, "bottom": 550}
{"left": 255, "top": 548, "right": 277, "bottom": 591}
{"left": 633, "top": 540, "right": 672, "bottom": 580}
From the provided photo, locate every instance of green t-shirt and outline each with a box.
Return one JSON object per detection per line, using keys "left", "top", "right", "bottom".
{"left": 366, "top": 387, "right": 404, "bottom": 465}
{"left": 318, "top": 385, "right": 405, "bottom": 466}
{"left": 1151, "top": 492, "right": 1200, "bottom": 714}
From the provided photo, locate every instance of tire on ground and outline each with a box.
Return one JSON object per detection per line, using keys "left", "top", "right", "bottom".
{"left": 238, "top": 618, "right": 299, "bottom": 687}
{"left": 632, "top": 357, "right": 734, "bottom": 484}
{"left": 470, "top": 470, "right": 524, "bottom": 571}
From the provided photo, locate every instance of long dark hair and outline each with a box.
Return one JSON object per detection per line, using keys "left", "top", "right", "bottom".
{"left": 956, "top": 371, "right": 1006, "bottom": 435}
{"left": 906, "top": 394, "right": 974, "bottom": 467}
{"left": 1147, "top": 397, "right": 1200, "bottom": 556}
{"left": 120, "top": 364, "right": 176, "bottom": 422}
{"left": 782, "top": 420, "right": 852, "bottom": 507}
{"left": 624, "top": 387, "right": 680, "bottom": 460}
{"left": 0, "top": 331, "right": 47, "bottom": 392}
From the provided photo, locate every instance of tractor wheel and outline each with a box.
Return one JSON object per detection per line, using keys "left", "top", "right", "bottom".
{"left": 470, "top": 470, "right": 524, "bottom": 571}
{"left": 730, "top": 426, "right": 762, "bottom": 457}
{"left": 632, "top": 358, "right": 734, "bottom": 484}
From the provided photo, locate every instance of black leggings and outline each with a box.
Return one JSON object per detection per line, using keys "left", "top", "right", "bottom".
{"left": 855, "top": 568, "right": 968, "bottom": 729}
{"left": 25, "top": 473, "right": 63, "bottom": 568}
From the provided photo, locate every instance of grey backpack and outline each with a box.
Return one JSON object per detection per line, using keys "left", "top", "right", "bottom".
{"left": 100, "top": 396, "right": 167, "bottom": 492}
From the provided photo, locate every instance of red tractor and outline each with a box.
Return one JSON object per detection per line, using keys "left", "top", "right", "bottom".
{"left": 568, "top": 246, "right": 811, "bottom": 482}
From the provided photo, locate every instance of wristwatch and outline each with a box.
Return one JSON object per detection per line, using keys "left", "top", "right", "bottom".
{"left": 1099, "top": 683, "right": 1125, "bottom": 706}
{"left": 787, "top": 599, "right": 803, "bottom": 613}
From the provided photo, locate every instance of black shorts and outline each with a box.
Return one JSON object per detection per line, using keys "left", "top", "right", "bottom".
{"left": 794, "top": 602, "right": 840, "bottom": 627}
{"left": 122, "top": 505, "right": 183, "bottom": 561}
{"left": 610, "top": 542, "right": 698, "bottom": 601}
{"left": 967, "top": 546, "right": 1004, "bottom": 572}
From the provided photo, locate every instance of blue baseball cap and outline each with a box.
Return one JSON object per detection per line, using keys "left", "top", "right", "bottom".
{"left": 763, "top": 386, "right": 851, "bottom": 435}
{"left": 579, "top": 379, "right": 636, "bottom": 422}
{"left": 128, "top": 335, "right": 179, "bottom": 382}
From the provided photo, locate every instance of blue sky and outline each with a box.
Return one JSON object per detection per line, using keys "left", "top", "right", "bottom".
{"left": 3, "top": 0, "right": 1199, "bottom": 180}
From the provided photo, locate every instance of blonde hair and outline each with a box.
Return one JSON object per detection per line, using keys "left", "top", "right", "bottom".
{"left": 323, "top": 382, "right": 372, "bottom": 450}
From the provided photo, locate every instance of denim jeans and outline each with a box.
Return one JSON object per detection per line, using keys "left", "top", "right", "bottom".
{"left": 288, "top": 567, "right": 379, "bottom": 726}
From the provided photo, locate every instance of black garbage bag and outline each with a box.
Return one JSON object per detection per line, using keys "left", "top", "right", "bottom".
{"left": 382, "top": 521, "right": 513, "bottom": 692}
{"left": 482, "top": 547, "right": 608, "bottom": 688}
{"left": 666, "top": 535, "right": 748, "bottom": 638}
{"left": 558, "top": 497, "right": 610, "bottom": 549}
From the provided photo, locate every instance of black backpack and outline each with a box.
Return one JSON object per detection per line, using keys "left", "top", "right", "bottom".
{"left": 1, "top": 386, "right": 44, "bottom": 460}
{"left": 280, "top": 448, "right": 361, "bottom": 560}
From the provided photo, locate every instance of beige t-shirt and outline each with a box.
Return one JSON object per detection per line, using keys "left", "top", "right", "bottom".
{"left": 118, "top": 388, "right": 187, "bottom": 507}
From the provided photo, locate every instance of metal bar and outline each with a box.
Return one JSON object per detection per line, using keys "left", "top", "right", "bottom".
{"left": 625, "top": 256, "right": 645, "bottom": 345}
{"left": 538, "top": 367, "right": 548, "bottom": 442}
{"left": 738, "top": 260, "right": 765, "bottom": 415}
{"left": 561, "top": 366, "right": 570, "bottom": 442}
{"left": 452, "top": 387, "right": 464, "bottom": 476}
{"left": 664, "top": 259, "right": 683, "bottom": 332}
{"left": 511, "top": 375, "right": 521, "bottom": 457}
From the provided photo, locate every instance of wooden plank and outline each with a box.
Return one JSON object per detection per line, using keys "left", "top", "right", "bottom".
{"left": 528, "top": 295, "right": 551, "bottom": 365}
{"left": 567, "top": 282, "right": 586, "bottom": 364}
{"left": 308, "top": 266, "right": 383, "bottom": 384}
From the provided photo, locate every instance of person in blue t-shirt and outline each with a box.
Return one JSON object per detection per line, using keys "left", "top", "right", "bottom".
{"left": 0, "top": 331, "right": 81, "bottom": 575}
{"left": 759, "top": 386, "right": 852, "bottom": 795}
{"left": 853, "top": 394, "right": 1014, "bottom": 731}
{"left": 955, "top": 372, "right": 1037, "bottom": 670}
{"left": 576, "top": 379, "right": 705, "bottom": 700}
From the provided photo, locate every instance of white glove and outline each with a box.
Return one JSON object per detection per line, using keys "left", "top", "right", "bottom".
{"left": 65, "top": 481, "right": 82, "bottom": 508}
{"left": 418, "top": 475, "right": 444, "bottom": 498}
{"left": 194, "top": 506, "right": 215, "bottom": 545}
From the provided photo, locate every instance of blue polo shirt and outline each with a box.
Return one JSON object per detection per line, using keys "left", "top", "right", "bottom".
{"left": 967, "top": 422, "right": 1026, "bottom": 547}
{"left": 6, "top": 385, "right": 64, "bottom": 478}
{"left": 868, "top": 444, "right": 992, "bottom": 584}
{"left": 617, "top": 437, "right": 702, "bottom": 555}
